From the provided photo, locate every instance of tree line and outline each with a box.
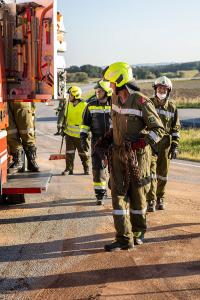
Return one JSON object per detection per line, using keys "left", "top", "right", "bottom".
{"left": 66, "top": 61, "right": 200, "bottom": 82}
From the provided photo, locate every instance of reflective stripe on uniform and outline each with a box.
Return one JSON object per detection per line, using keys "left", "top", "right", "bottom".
{"left": 89, "top": 105, "right": 110, "bottom": 112}
{"left": 19, "top": 128, "right": 35, "bottom": 134}
{"left": 89, "top": 109, "right": 110, "bottom": 114}
{"left": 94, "top": 186, "right": 107, "bottom": 190}
{"left": 67, "top": 125, "right": 80, "bottom": 132}
{"left": 172, "top": 132, "right": 180, "bottom": 137}
{"left": 156, "top": 109, "right": 174, "bottom": 118}
{"left": 66, "top": 150, "right": 75, "bottom": 154}
{"left": 130, "top": 207, "right": 147, "bottom": 215}
{"left": 112, "top": 104, "right": 143, "bottom": 117}
{"left": 7, "top": 128, "right": 18, "bottom": 134}
{"left": 80, "top": 125, "right": 90, "bottom": 133}
{"left": 157, "top": 175, "right": 168, "bottom": 181}
{"left": 94, "top": 181, "right": 106, "bottom": 190}
{"left": 151, "top": 174, "right": 157, "bottom": 179}
{"left": 66, "top": 125, "right": 80, "bottom": 136}
{"left": 149, "top": 131, "right": 160, "bottom": 143}
{"left": 65, "top": 129, "right": 80, "bottom": 136}
{"left": 113, "top": 209, "right": 129, "bottom": 215}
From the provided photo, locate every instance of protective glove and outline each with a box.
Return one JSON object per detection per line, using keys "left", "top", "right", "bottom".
{"left": 131, "top": 138, "right": 146, "bottom": 151}
{"left": 168, "top": 142, "right": 178, "bottom": 159}
{"left": 94, "top": 130, "right": 113, "bottom": 160}
{"left": 81, "top": 139, "right": 89, "bottom": 152}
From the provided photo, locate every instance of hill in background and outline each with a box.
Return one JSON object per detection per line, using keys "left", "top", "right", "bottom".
{"left": 133, "top": 61, "right": 200, "bottom": 79}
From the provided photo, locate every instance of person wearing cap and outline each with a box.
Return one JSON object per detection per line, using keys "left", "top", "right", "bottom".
{"left": 95, "top": 62, "right": 165, "bottom": 251}
{"left": 147, "top": 76, "right": 180, "bottom": 212}
{"left": 61, "top": 86, "right": 89, "bottom": 175}
{"left": 80, "top": 80, "right": 112, "bottom": 205}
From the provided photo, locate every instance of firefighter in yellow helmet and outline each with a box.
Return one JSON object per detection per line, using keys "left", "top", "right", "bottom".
{"left": 61, "top": 86, "right": 89, "bottom": 175}
{"left": 80, "top": 80, "right": 112, "bottom": 205}
{"left": 147, "top": 76, "right": 180, "bottom": 212}
{"left": 95, "top": 62, "right": 165, "bottom": 251}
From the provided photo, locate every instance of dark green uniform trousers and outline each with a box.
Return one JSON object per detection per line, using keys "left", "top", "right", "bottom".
{"left": 7, "top": 102, "right": 35, "bottom": 153}
{"left": 110, "top": 145, "right": 151, "bottom": 244}
{"left": 65, "top": 134, "right": 89, "bottom": 172}
{"left": 147, "top": 135, "right": 171, "bottom": 203}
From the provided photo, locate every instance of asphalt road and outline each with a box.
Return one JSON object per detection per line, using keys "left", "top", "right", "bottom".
{"left": 0, "top": 102, "right": 199, "bottom": 300}
{"left": 178, "top": 108, "right": 200, "bottom": 128}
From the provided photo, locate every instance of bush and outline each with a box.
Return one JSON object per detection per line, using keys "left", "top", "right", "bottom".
{"left": 66, "top": 72, "right": 88, "bottom": 82}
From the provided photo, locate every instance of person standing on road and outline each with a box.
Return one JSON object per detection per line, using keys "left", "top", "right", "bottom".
{"left": 7, "top": 101, "right": 40, "bottom": 173}
{"left": 61, "top": 86, "right": 89, "bottom": 175}
{"left": 147, "top": 76, "right": 181, "bottom": 212}
{"left": 54, "top": 97, "right": 67, "bottom": 135}
{"left": 80, "top": 80, "right": 112, "bottom": 205}
{"left": 95, "top": 62, "right": 164, "bottom": 251}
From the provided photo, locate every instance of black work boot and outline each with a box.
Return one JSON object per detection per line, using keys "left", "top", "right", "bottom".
{"left": 83, "top": 166, "right": 89, "bottom": 175}
{"left": 104, "top": 241, "right": 134, "bottom": 252}
{"left": 9, "top": 150, "right": 23, "bottom": 174}
{"left": 61, "top": 169, "right": 73, "bottom": 176}
{"left": 134, "top": 232, "right": 145, "bottom": 245}
{"left": 157, "top": 198, "right": 165, "bottom": 210}
{"left": 96, "top": 192, "right": 107, "bottom": 205}
{"left": 25, "top": 146, "right": 39, "bottom": 172}
{"left": 147, "top": 200, "right": 156, "bottom": 212}
{"left": 0, "top": 194, "right": 25, "bottom": 205}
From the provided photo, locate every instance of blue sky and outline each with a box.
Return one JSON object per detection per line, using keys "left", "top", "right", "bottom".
{"left": 57, "top": 0, "right": 200, "bottom": 67}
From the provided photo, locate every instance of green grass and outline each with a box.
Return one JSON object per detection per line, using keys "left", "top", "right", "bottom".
{"left": 179, "top": 129, "right": 200, "bottom": 162}
{"left": 177, "top": 69, "right": 199, "bottom": 78}
{"left": 173, "top": 96, "right": 200, "bottom": 108}
{"left": 138, "top": 78, "right": 200, "bottom": 108}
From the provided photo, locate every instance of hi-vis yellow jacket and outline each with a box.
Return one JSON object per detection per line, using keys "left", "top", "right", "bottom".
{"left": 64, "top": 100, "right": 87, "bottom": 138}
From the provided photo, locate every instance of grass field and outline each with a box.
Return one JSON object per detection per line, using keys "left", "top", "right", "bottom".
{"left": 179, "top": 129, "right": 200, "bottom": 162}
{"left": 138, "top": 78, "right": 200, "bottom": 108}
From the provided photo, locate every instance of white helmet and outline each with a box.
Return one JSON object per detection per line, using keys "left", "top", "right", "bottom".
{"left": 153, "top": 76, "right": 172, "bottom": 91}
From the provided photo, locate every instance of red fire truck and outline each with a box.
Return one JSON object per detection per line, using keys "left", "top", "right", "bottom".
{"left": 0, "top": 0, "right": 62, "bottom": 204}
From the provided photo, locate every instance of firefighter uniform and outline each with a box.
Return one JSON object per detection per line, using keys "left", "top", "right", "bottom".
{"left": 7, "top": 101, "right": 39, "bottom": 172}
{"left": 147, "top": 96, "right": 180, "bottom": 209}
{"left": 80, "top": 97, "right": 111, "bottom": 201}
{"left": 108, "top": 92, "right": 164, "bottom": 245}
{"left": 62, "top": 99, "right": 89, "bottom": 174}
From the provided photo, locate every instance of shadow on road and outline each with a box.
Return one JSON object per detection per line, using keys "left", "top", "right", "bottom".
{"left": 0, "top": 260, "right": 199, "bottom": 292}
{"left": 0, "top": 230, "right": 199, "bottom": 263}
{"left": 0, "top": 232, "right": 114, "bottom": 262}
{"left": 0, "top": 209, "right": 112, "bottom": 225}
{"left": 0, "top": 197, "right": 111, "bottom": 210}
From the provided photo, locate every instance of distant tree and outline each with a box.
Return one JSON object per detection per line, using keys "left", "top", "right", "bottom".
{"left": 66, "top": 72, "right": 88, "bottom": 82}
{"left": 67, "top": 65, "right": 80, "bottom": 73}
{"left": 74, "top": 72, "right": 88, "bottom": 82}
{"left": 80, "top": 64, "right": 102, "bottom": 78}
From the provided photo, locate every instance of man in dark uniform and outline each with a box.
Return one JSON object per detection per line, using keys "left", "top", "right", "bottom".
{"left": 80, "top": 80, "right": 112, "bottom": 204}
